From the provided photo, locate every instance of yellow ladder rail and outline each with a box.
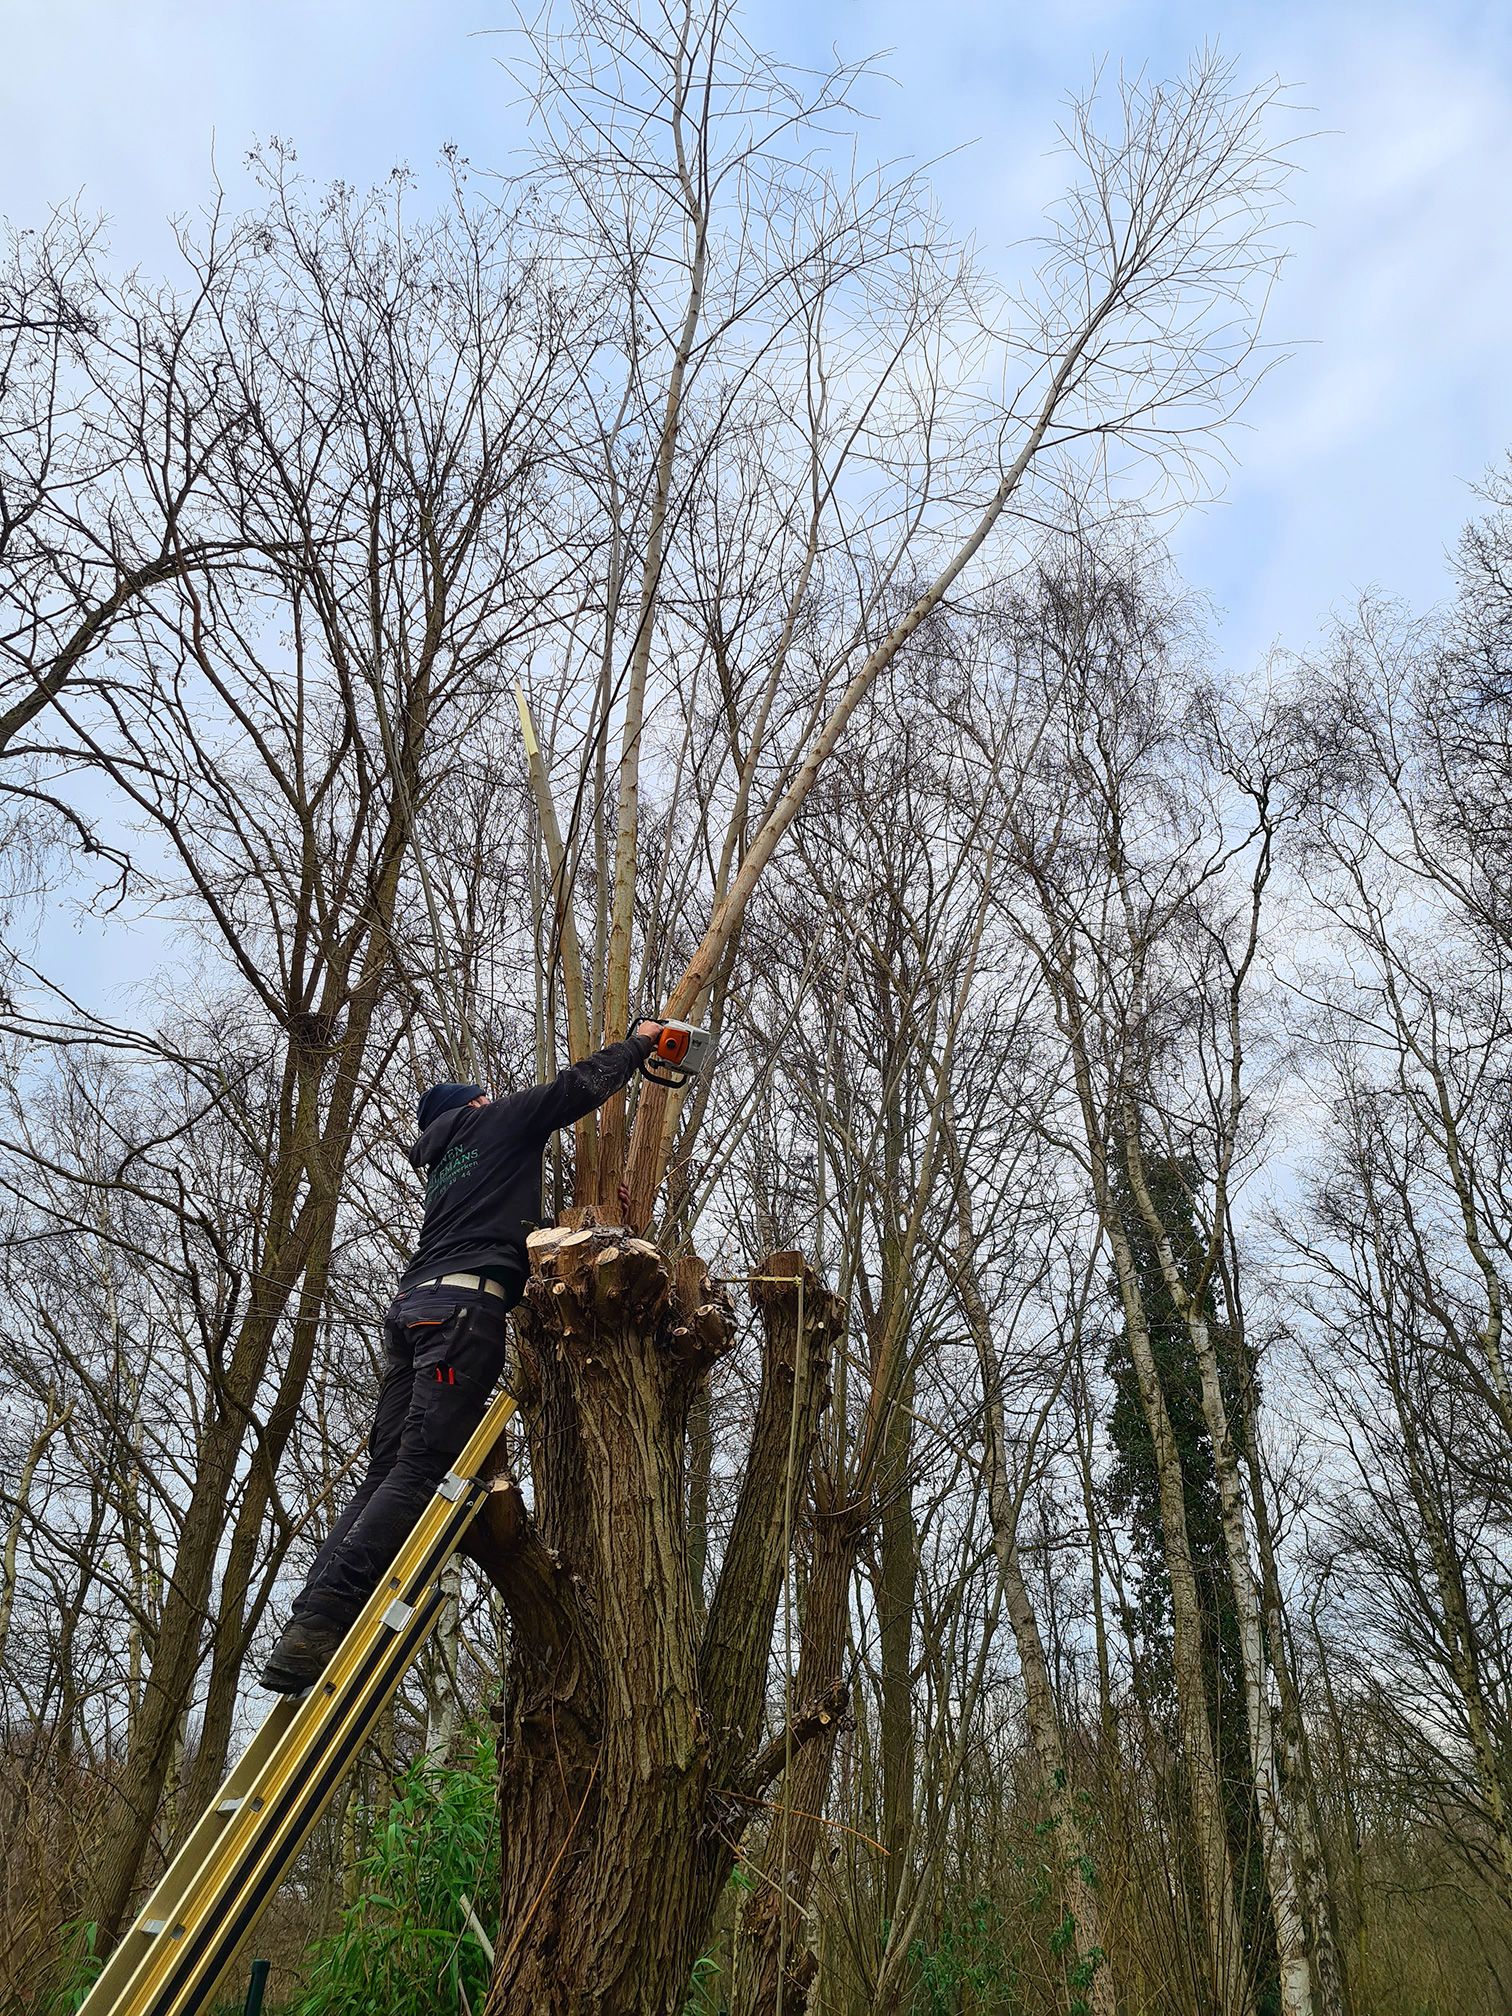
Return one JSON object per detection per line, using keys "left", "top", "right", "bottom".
{"left": 79, "top": 1387, "right": 519, "bottom": 2016}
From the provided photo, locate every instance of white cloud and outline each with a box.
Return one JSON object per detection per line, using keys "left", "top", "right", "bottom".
{"left": 1180, "top": 10, "right": 1512, "bottom": 658}
{"left": 3, "top": 0, "right": 1508, "bottom": 677}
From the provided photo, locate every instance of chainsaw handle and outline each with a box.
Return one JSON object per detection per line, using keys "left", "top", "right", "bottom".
{"left": 641, "top": 1054, "right": 691, "bottom": 1089}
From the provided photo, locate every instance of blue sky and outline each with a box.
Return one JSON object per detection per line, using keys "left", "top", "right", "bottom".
{"left": 5, "top": 0, "right": 1510, "bottom": 673}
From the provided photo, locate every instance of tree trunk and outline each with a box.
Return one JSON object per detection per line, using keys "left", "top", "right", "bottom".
{"left": 741, "top": 1462, "right": 866, "bottom": 2016}
{"left": 1105, "top": 1219, "right": 1254, "bottom": 2016}
{"left": 0, "top": 1389, "right": 70, "bottom": 1667}
{"left": 1043, "top": 1009, "right": 1251, "bottom": 2011}
{"left": 475, "top": 1232, "right": 843, "bottom": 2014}
{"left": 86, "top": 1303, "right": 291, "bottom": 1938}
{"left": 1120, "top": 1130, "right": 1316, "bottom": 2016}
{"left": 877, "top": 1377, "right": 917, "bottom": 1922}
{"left": 86, "top": 679, "right": 432, "bottom": 1933}
{"left": 1399, "top": 1410, "right": 1512, "bottom": 1904}
{"left": 178, "top": 1233, "right": 340, "bottom": 1829}
{"left": 1239, "top": 1379, "right": 1350, "bottom": 2016}
{"left": 687, "top": 1375, "right": 713, "bottom": 1632}
{"left": 955, "top": 1235, "right": 1116, "bottom": 2016}
{"left": 425, "top": 1554, "right": 466, "bottom": 1762}
{"left": 88, "top": 1020, "right": 379, "bottom": 1932}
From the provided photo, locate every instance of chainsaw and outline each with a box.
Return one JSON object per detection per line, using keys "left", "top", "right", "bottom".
{"left": 638, "top": 1016, "right": 715, "bottom": 1089}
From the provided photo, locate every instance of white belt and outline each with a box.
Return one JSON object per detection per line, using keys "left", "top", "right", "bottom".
{"left": 404, "top": 1272, "right": 508, "bottom": 1300}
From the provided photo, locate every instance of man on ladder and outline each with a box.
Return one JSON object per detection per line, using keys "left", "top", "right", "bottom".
{"left": 260, "top": 1025, "right": 661, "bottom": 1692}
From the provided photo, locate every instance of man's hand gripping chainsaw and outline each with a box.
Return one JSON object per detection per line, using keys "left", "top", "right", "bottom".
{"left": 638, "top": 1016, "right": 715, "bottom": 1089}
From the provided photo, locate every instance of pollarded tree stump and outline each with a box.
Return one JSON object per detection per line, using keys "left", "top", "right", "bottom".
{"left": 485, "top": 1226, "right": 733, "bottom": 2014}
{"left": 480, "top": 1233, "right": 847, "bottom": 2016}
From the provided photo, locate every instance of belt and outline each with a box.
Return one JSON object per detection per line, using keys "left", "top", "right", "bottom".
{"left": 401, "top": 1272, "right": 509, "bottom": 1300}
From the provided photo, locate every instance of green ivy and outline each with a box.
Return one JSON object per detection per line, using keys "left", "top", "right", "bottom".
{"left": 907, "top": 1894, "right": 1022, "bottom": 2015}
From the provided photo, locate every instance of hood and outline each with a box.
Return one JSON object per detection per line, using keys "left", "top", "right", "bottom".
{"left": 409, "top": 1101, "right": 472, "bottom": 1171}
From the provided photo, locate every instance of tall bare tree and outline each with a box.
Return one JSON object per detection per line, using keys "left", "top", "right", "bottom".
{"left": 3, "top": 159, "right": 579, "bottom": 1940}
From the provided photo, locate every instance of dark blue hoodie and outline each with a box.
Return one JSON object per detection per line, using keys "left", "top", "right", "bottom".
{"left": 398, "top": 1035, "right": 653, "bottom": 1291}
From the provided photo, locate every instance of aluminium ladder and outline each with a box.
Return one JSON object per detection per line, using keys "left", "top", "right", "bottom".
{"left": 78, "top": 1387, "right": 519, "bottom": 2016}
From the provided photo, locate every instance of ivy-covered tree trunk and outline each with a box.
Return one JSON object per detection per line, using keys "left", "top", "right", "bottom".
{"left": 1101, "top": 1204, "right": 1255, "bottom": 2016}
{"left": 469, "top": 1228, "right": 844, "bottom": 2015}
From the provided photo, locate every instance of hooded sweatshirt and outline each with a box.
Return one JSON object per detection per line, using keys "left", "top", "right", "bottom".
{"left": 398, "top": 1034, "right": 654, "bottom": 1292}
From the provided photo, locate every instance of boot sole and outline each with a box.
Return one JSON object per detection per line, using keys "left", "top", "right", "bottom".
{"left": 257, "top": 1661, "right": 319, "bottom": 1695}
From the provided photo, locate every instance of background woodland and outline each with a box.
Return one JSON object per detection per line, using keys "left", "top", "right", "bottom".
{"left": 1, "top": 6, "right": 1509, "bottom": 2012}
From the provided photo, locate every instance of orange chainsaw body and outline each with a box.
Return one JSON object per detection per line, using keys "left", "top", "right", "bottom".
{"left": 641, "top": 1018, "right": 713, "bottom": 1088}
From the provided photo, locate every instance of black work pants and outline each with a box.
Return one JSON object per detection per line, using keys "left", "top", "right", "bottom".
{"left": 291, "top": 1280, "right": 518, "bottom": 1628}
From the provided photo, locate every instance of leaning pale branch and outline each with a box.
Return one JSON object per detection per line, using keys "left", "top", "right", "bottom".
{"left": 516, "top": 683, "right": 600, "bottom": 1197}
{"left": 624, "top": 318, "right": 1101, "bottom": 1222}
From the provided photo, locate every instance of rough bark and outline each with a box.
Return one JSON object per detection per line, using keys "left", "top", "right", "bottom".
{"left": 480, "top": 1232, "right": 843, "bottom": 2014}
{"left": 701, "top": 1260, "right": 840, "bottom": 1768}
{"left": 687, "top": 1375, "right": 713, "bottom": 1631}
{"left": 741, "top": 1462, "right": 866, "bottom": 2016}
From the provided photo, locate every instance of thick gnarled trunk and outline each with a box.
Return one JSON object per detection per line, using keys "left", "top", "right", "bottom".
{"left": 472, "top": 1230, "right": 844, "bottom": 2015}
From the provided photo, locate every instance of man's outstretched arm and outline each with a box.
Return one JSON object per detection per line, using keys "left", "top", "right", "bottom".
{"left": 503, "top": 1026, "right": 659, "bottom": 1140}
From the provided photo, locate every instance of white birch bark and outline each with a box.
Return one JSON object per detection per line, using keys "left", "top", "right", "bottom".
{"left": 425, "top": 1553, "right": 466, "bottom": 1764}
{"left": 1121, "top": 1125, "right": 1315, "bottom": 2016}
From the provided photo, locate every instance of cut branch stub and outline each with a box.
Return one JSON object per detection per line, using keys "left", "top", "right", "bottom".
{"left": 666, "top": 1253, "right": 736, "bottom": 1367}
{"left": 737, "top": 1677, "right": 853, "bottom": 1800}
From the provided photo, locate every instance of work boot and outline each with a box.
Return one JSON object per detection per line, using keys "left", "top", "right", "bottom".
{"left": 258, "top": 1614, "right": 349, "bottom": 1694}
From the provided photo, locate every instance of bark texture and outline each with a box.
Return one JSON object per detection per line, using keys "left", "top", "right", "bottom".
{"left": 476, "top": 1231, "right": 844, "bottom": 2015}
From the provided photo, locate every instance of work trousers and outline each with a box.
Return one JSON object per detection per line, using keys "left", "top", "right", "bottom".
{"left": 291, "top": 1279, "right": 519, "bottom": 1628}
